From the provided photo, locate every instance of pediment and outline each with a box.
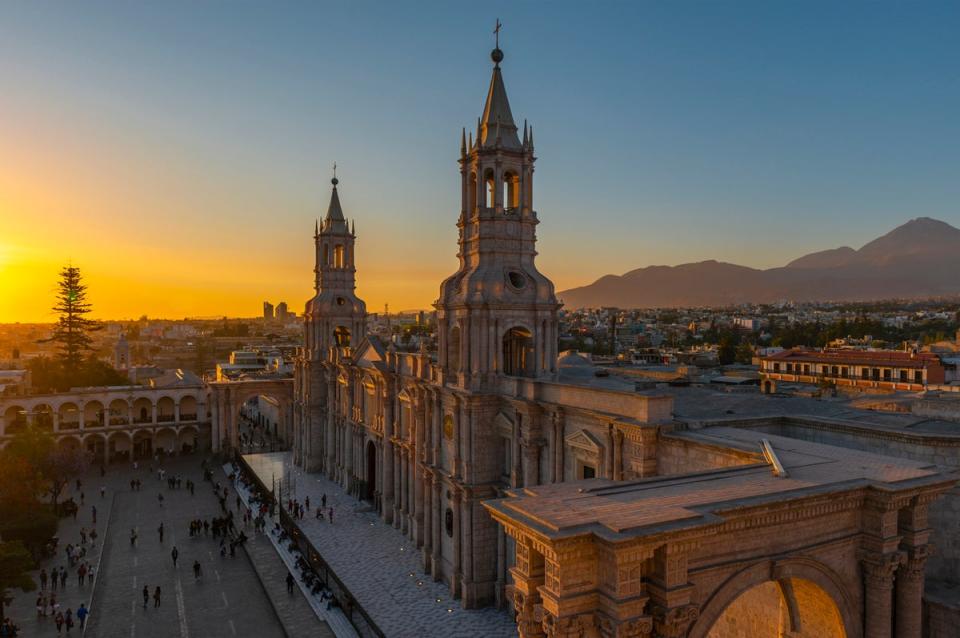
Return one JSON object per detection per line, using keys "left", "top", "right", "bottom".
{"left": 397, "top": 388, "right": 413, "bottom": 403}
{"left": 354, "top": 339, "right": 385, "bottom": 369}
{"left": 565, "top": 429, "right": 603, "bottom": 453}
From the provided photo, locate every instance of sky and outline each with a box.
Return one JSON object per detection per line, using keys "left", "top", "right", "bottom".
{"left": 1, "top": 1, "right": 958, "bottom": 322}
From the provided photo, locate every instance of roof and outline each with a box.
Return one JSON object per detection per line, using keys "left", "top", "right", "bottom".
{"left": 479, "top": 64, "right": 521, "bottom": 150}
{"left": 762, "top": 348, "right": 942, "bottom": 369}
{"left": 485, "top": 427, "right": 956, "bottom": 541}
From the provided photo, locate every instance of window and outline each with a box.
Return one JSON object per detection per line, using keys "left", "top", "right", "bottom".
{"left": 485, "top": 170, "right": 496, "bottom": 207}
{"left": 831, "top": 366, "right": 839, "bottom": 377}
{"left": 786, "top": 363, "right": 793, "bottom": 373}
{"left": 872, "top": 368, "right": 880, "bottom": 381}
{"left": 915, "top": 370, "right": 923, "bottom": 384}
{"left": 900, "top": 370, "right": 908, "bottom": 382}
{"left": 861, "top": 368, "right": 870, "bottom": 380}
{"left": 883, "top": 369, "right": 891, "bottom": 382}
{"left": 841, "top": 367, "right": 848, "bottom": 378}
{"left": 334, "top": 245, "right": 345, "bottom": 268}
{"left": 502, "top": 327, "right": 534, "bottom": 377}
{"left": 773, "top": 363, "right": 780, "bottom": 373}
{"left": 334, "top": 326, "right": 351, "bottom": 347}
{"left": 503, "top": 171, "right": 519, "bottom": 210}
{"left": 581, "top": 465, "right": 596, "bottom": 480}
{"left": 803, "top": 364, "right": 810, "bottom": 376}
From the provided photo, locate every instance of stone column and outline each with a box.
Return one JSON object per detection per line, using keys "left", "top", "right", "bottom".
{"left": 512, "top": 536, "right": 546, "bottom": 638}
{"left": 382, "top": 384, "right": 395, "bottom": 524}
{"left": 861, "top": 553, "right": 901, "bottom": 638}
{"left": 452, "top": 485, "right": 462, "bottom": 598}
{"left": 431, "top": 477, "right": 442, "bottom": 581}
{"left": 896, "top": 546, "right": 929, "bottom": 638}
{"left": 325, "top": 377, "right": 336, "bottom": 476}
{"left": 421, "top": 467, "right": 432, "bottom": 570}
{"left": 393, "top": 446, "right": 401, "bottom": 528}
{"left": 460, "top": 488, "right": 473, "bottom": 600}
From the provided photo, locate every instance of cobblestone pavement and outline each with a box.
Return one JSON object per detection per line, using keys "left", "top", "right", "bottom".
{"left": 3, "top": 456, "right": 298, "bottom": 638}
{"left": 243, "top": 452, "right": 518, "bottom": 638}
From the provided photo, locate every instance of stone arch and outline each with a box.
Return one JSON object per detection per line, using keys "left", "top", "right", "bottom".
{"left": 108, "top": 398, "right": 130, "bottom": 425}
{"left": 179, "top": 395, "right": 198, "bottom": 421}
{"left": 178, "top": 426, "right": 199, "bottom": 453}
{"left": 107, "top": 430, "right": 132, "bottom": 462}
{"left": 503, "top": 170, "right": 520, "bottom": 210}
{"left": 502, "top": 325, "right": 535, "bottom": 377}
{"left": 156, "top": 396, "right": 175, "bottom": 422}
{"left": 83, "top": 432, "right": 106, "bottom": 461}
{"left": 155, "top": 427, "right": 177, "bottom": 455}
{"left": 132, "top": 429, "right": 154, "bottom": 459}
{"left": 132, "top": 397, "right": 152, "bottom": 424}
{"left": 484, "top": 168, "right": 496, "bottom": 207}
{"left": 33, "top": 403, "right": 54, "bottom": 431}
{"left": 3, "top": 404, "right": 26, "bottom": 434}
{"left": 83, "top": 400, "right": 105, "bottom": 428}
{"left": 58, "top": 402, "right": 80, "bottom": 430}
{"left": 691, "top": 558, "right": 858, "bottom": 638}
{"left": 468, "top": 171, "right": 478, "bottom": 212}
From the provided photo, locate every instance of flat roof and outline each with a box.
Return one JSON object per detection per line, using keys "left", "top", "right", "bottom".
{"left": 486, "top": 427, "right": 955, "bottom": 542}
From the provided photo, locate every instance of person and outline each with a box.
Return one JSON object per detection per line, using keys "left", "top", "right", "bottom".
{"left": 286, "top": 572, "right": 295, "bottom": 594}
{"left": 100, "top": 486, "right": 105, "bottom": 498}
{"left": 77, "top": 563, "right": 87, "bottom": 586}
{"left": 158, "top": 522, "right": 164, "bottom": 543}
{"left": 142, "top": 585, "right": 149, "bottom": 608}
{"left": 171, "top": 546, "right": 179, "bottom": 567}
{"left": 75, "top": 604, "right": 88, "bottom": 629}
{"left": 305, "top": 496, "right": 310, "bottom": 511}
{"left": 192, "top": 560, "right": 202, "bottom": 580}
{"left": 55, "top": 610, "right": 65, "bottom": 633}
{"left": 60, "top": 567, "right": 67, "bottom": 589}
{"left": 40, "top": 568, "right": 48, "bottom": 590}
{"left": 130, "top": 528, "right": 138, "bottom": 547}
{"left": 329, "top": 507, "right": 333, "bottom": 524}
{"left": 157, "top": 493, "right": 164, "bottom": 507}
{"left": 153, "top": 586, "right": 161, "bottom": 608}
{"left": 64, "top": 609, "right": 73, "bottom": 633}
{"left": 91, "top": 505, "right": 97, "bottom": 524}
{"left": 36, "top": 595, "right": 43, "bottom": 618}
{"left": 321, "top": 493, "right": 327, "bottom": 508}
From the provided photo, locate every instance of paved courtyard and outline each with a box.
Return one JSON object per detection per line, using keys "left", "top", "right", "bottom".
{"left": 3, "top": 455, "right": 321, "bottom": 638}
{"left": 243, "top": 452, "right": 518, "bottom": 638}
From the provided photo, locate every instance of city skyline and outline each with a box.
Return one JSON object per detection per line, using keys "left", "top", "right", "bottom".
{"left": 2, "top": 1, "right": 959, "bottom": 323}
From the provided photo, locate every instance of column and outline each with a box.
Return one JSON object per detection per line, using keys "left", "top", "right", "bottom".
{"left": 400, "top": 448, "right": 408, "bottom": 534}
{"left": 512, "top": 537, "right": 546, "bottom": 638}
{"left": 431, "top": 477, "right": 442, "bottom": 581}
{"left": 460, "top": 489, "right": 473, "bottom": 598}
{"left": 382, "top": 384, "right": 395, "bottom": 524}
{"left": 393, "top": 446, "right": 401, "bottom": 528}
{"left": 451, "top": 486, "right": 462, "bottom": 598}
{"left": 896, "top": 547, "right": 928, "bottom": 638}
{"left": 421, "top": 467, "right": 432, "bottom": 571}
{"left": 861, "top": 553, "right": 901, "bottom": 638}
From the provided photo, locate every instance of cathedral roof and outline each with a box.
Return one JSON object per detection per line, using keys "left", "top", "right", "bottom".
{"left": 479, "top": 51, "right": 521, "bottom": 150}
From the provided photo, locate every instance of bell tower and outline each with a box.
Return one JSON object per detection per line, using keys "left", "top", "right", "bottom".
{"left": 436, "top": 42, "right": 560, "bottom": 390}
{"left": 305, "top": 174, "right": 367, "bottom": 357}
{"left": 296, "top": 174, "right": 367, "bottom": 472}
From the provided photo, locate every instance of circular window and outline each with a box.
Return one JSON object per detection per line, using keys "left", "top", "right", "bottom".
{"left": 507, "top": 271, "right": 526, "bottom": 289}
{"left": 336, "top": 297, "right": 345, "bottom": 306}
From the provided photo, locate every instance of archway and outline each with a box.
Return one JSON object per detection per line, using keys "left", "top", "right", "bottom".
{"left": 108, "top": 398, "right": 129, "bottom": 425}
{"left": 503, "top": 326, "right": 534, "bottom": 377}
{"left": 132, "top": 430, "right": 153, "bottom": 460}
{"left": 156, "top": 396, "right": 175, "bottom": 422}
{"left": 705, "top": 576, "right": 845, "bottom": 638}
{"left": 33, "top": 404, "right": 54, "bottom": 432}
{"left": 3, "top": 405, "right": 25, "bottom": 435}
{"left": 133, "top": 397, "right": 152, "bottom": 424}
{"left": 179, "top": 396, "right": 198, "bottom": 421}
{"left": 365, "top": 440, "right": 377, "bottom": 503}
{"left": 84, "top": 401, "right": 104, "bottom": 428}
{"left": 58, "top": 402, "right": 80, "bottom": 430}
{"left": 155, "top": 428, "right": 177, "bottom": 456}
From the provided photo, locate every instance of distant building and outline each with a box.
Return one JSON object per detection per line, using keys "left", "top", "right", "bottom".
{"left": 263, "top": 301, "right": 274, "bottom": 320}
{"left": 276, "top": 301, "right": 289, "bottom": 320}
{"left": 759, "top": 348, "right": 951, "bottom": 393}
{"left": 114, "top": 333, "right": 130, "bottom": 370}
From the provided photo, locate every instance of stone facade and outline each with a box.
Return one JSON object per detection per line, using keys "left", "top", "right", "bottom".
{"left": 291, "top": 46, "right": 674, "bottom": 609}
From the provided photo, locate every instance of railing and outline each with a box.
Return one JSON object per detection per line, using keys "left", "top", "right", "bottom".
{"left": 180, "top": 413, "right": 198, "bottom": 421}
{"left": 236, "top": 454, "right": 383, "bottom": 638}
{"left": 157, "top": 414, "right": 175, "bottom": 422}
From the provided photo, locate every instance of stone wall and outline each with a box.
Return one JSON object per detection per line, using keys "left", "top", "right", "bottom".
{"left": 656, "top": 434, "right": 760, "bottom": 476}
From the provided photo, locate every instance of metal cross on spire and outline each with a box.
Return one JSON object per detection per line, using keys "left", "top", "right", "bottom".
{"left": 331, "top": 161, "right": 338, "bottom": 185}
{"left": 494, "top": 18, "right": 502, "bottom": 49}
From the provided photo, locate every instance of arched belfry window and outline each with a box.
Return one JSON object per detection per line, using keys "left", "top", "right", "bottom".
{"left": 334, "top": 326, "right": 351, "bottom": 347}
{"left": 503, "top": 327, "right": 534, "bottom": 377}
{"left": 334, "top": 244, "right": 345, "bottom": 268}
{"left": 484, "top": 169, "right": 496, "bottom": 208}
{"left": 503, "top": 172, "right": 520, "bottom": 211}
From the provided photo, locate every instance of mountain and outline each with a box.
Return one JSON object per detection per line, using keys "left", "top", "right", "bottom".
{"left": 558, "top": 218, "right": 960, "bottom": 308}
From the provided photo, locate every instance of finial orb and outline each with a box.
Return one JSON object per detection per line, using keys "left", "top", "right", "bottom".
{"left": 491, "top": 48, "right": 504, "bottom": 64}
{"left": 331, "top": 177, "right": 339, "bottom": 186}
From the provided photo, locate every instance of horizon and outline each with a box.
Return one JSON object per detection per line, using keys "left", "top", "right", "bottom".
{"left": 2, "top": 2, "right": 959, "bottom": 322}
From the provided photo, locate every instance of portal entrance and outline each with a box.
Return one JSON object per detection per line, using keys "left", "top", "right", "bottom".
{"left": 365, "top": 440, "right": 377, "bottom": 502}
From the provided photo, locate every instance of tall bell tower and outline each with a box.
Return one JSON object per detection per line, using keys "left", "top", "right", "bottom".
{"left": 436, "top": 41, "right": 560, "bottom": 391}
{"left": 295, "top": 174, "right": 367, "bottom": 471}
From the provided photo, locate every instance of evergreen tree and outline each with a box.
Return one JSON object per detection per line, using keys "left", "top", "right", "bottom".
{"left": 0, "top": 540, "right": 36, "bottom": 623}
{"left": 44, "top": 266, "right": 101, "bottom": 374}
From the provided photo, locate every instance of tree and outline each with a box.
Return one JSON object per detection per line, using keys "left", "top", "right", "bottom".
{"left": 1, "top": 426, "right": 88, "bottom": 511}
{"left": 0, "top": 540, "right": 36, "bottom": 623}
{"left": 735, "top": 341, "right": 755, "bottom": 365}
{"left": 43, "top": 266, "right": 101, "bottom": 375}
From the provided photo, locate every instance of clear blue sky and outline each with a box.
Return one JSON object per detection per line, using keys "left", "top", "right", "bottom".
{"left": 1, "top": 1, "right": 958, "bottom": 318}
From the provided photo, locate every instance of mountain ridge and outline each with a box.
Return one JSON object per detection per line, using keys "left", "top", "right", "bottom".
{"left": 558, "top": 218, "right": 960, "bottom": 308}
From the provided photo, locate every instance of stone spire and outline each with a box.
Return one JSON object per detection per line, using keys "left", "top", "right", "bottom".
{"left": 479, "top": 47, "right": 521, "bottom": 149}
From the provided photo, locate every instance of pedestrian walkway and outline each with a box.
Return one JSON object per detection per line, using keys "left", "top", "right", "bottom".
{"left": 242, "top": 452, "right": 517, "bottom": 638}
{"left": 219, "top": 463, "right": 339, "bottom": 638}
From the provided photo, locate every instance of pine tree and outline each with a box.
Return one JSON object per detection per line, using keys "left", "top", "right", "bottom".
{"left": 45, "top": 266, "right": 101, "bottom": 374}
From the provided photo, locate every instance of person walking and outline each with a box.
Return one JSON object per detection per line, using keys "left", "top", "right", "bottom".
{"left": 100, "top": 486, "right": 105, "bottom": 498}
{"left": 142, "top": 585, "right": 149, "bottom": 608}
{"left": 286, "top": 572, "right": 295, "bottom": 594}
{"left": 157, "top": 493, "right": 164, "bottom": 507}
{"left": 192, "top": 560, "right": 202, "bottom": 581}
{"left": 55, "top": 610, "right": 65, "bottom": 633}
{"left": 158, "top": 522, "right": 164, "bottom": 543}
{"left": 64, "top": 608, "right": 73, "bottom": 633}
{"left": 60, "top": 567, "right": 67, "bottom": 589}
{"left": 75, "top": 604, "right": 88, "bottom": 629}
{"left": 40, "top": 568, "right": 48, "bottom": 590}
{"left": 328, "top": 507, "right": 333, "bottom": 524}
{"left": 130, "top": 528, "right": 138, "bottom": 547}
{"left": 91, "top": 505, "right": 97, "bottom": 525}
{"left": 77, "top": 563, "right": 87, "bottom": 586}
{"left": 153, "top": 586, "right": 161, "bottom": 608}
{"left": 171, "top": 546, "right": 179, "bottom": 567}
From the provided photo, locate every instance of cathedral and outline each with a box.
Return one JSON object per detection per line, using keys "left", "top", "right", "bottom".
{"left": 292, "top": 42, "right": 673, "bottom": 609}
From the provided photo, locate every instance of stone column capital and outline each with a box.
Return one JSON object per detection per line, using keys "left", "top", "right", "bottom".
{"left": 860, "top": 551, "right": 904, "bottom": 589}
{"left": 650, "top": 604, "right": 698, "bottom": 638}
